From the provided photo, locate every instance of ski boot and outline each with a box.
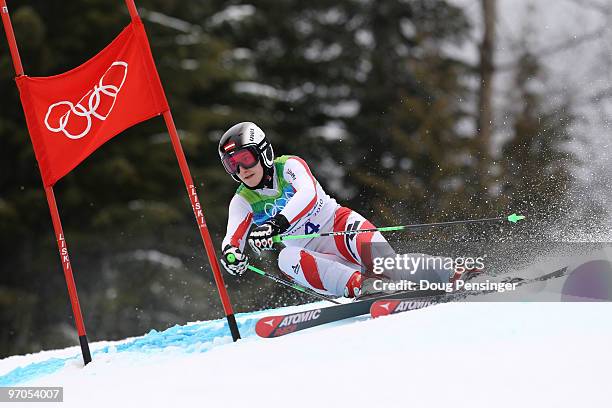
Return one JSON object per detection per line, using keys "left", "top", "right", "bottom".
{"left": 343, "top": 271, "right": 362, "bottom": 298}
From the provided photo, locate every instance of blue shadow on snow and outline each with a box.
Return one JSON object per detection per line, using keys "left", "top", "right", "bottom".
{"left": 0, "top": 314, "right": 260, "bottom": 386}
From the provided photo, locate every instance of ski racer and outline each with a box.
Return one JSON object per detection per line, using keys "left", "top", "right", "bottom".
{"left": 218, "top": 122, "right": 455, "bottom": 298}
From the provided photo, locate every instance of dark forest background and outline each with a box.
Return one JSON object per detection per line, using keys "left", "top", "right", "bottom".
{"left": 0, "top": 0, "right": 600, "bottom": 357}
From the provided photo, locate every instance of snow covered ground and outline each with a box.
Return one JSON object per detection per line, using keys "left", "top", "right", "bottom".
{"left": 1, "top": 296, "right": 610, "bottom": 407}
{"left": 2, "top": 251, "right": 610, "bottom": 407}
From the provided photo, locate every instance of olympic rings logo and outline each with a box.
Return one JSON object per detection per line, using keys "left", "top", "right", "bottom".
{"left": 264, "top": 191, "right": 295, "bottom": 218}
{"left": 44, "top": 61, "right": 128, "bottom": 140}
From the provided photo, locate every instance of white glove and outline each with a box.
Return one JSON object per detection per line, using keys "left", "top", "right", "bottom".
{"left": 220, "top": 245, "right": 249, "bottom": 276}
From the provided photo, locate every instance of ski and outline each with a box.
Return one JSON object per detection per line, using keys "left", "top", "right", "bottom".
{"left": 370, "top": 297, "right": 441, "bottom": 318}
{"left": 256, "top": 265, "right": 572, "bottom": 338}
{"left": 255, "top": 288, "right": 445, "bottom": 338}
{"left": 370, "top": 265, "right": 570, "bottom": 318}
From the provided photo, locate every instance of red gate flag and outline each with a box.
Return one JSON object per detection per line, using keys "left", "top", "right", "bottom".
{"left": 15, "top": 19, "right": 169, "bottom": 187}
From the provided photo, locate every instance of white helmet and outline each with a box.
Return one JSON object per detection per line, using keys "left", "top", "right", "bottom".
{"left": 218, "top": 122, "right": 275, "bottom": 183}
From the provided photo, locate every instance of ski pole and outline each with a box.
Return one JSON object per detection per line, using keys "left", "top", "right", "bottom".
{"left": 224, "top": 253, "right": 340, "bottom": 304}
{"left": 273, "top": 213, "right": 526, "bottom": 242}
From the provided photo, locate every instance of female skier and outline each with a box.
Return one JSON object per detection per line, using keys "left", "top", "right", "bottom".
{"left": 218, "top": 122, "right": 452, "bottom": 298}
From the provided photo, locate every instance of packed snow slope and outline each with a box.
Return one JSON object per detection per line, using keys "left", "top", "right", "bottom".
{"left": 1, "top": 297, "right": 610, "bottom": 408}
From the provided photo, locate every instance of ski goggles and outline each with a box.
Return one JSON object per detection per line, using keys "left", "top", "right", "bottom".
{"left": 221, "top": 146, "right": 260, "bottom": 175}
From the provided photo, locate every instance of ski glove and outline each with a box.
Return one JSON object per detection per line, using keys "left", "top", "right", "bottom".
{"left": 248, "top": 214, "right": 290, "bottom": 256}
{"left": 220, "top": 245, "right": 249, "bottom": 276}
